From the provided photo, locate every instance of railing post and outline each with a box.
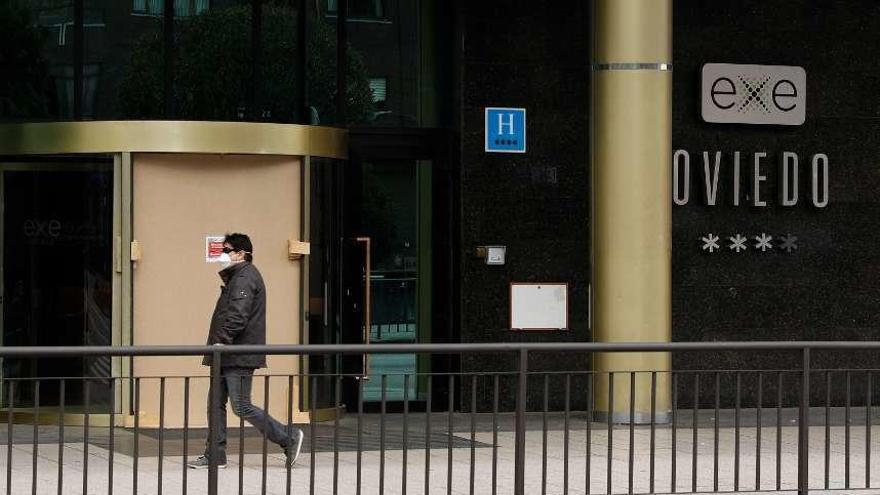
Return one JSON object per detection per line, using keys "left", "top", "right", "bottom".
{"left": 208, "top": 349, "right": 222, "bottom": 495}
{"left": 799, "top": 347, "right": 810, "bottom": 495}
{"left": 515, "top": 349, "right": 528, "bottom": 495}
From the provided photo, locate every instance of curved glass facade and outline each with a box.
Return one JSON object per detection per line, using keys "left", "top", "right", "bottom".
{"left": 1, "top": 0, "right": 451, "bottom": 127}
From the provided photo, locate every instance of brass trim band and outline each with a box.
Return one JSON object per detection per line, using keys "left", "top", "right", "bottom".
{"left": 0, "top": 121, "right": 348, "bottom": 159}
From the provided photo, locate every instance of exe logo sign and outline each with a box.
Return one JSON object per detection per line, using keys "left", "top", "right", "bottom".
{"left": 702, "top": 63, "right": 806, "bottom": 126}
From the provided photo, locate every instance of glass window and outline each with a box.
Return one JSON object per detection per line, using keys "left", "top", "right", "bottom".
{"left": 368, "top": 77, "right": 387, "bottom": 102}
{"left": 346, "top": 0, "right": 448, "bottom": 127}
{"left": 256, "top": 0, "right": 299, "bottom": 123}
{"left": 309, "top": 1, "right": 375, "bottom": 125}
{"left": 308, "top": 1, "right": 338, "bottom": 125}
{"left": 326, "top": 0, "right": 386, "bottom": 21}
{"left": 2, "top": 0, "right": 449, "bottom": 125}
{"left": 0, "top": 0, "right": 74, "bottom": 121}
{"left": 92, "top": 0, "right": 163, "bottom": 119}
{"left": 132, "top": 0, "right": 208, "bottom": 17}
{"left": 168, "top": 0, "right": 251, "bottom": 120}
{"left": 174, "top": 0, "right": 208, "bottom": 17}
{"left": 132, "top": 0, "right": 163, "bottom": 16}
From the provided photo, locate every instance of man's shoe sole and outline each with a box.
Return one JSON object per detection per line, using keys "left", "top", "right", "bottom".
{"left": 287, "top": 430, "right": 304, "bottom": 467}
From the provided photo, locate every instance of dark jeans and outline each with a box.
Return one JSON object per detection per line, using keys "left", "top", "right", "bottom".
{"left": 205, "top": 366, "right": 293, "bottom": 461}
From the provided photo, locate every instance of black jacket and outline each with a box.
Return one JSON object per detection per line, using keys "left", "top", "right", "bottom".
{"left": 201, "top": 261, "right": 267, "bottom": 368}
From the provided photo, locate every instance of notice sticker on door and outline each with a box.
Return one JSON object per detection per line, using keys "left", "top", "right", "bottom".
{"left": 205, "top": 236, "right": 225, "bottom": 263}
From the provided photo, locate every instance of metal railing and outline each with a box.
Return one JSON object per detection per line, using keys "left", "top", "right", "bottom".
{"left": 0, "top": 341, "right": 879, "bottom": 494}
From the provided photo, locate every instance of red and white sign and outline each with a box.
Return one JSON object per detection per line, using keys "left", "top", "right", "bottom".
{"left": 205, "top": 236, "right": 225, "bottom": 263}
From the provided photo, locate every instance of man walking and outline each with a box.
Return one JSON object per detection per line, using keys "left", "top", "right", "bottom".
{"left": 188, "top": 233, "right": 304, "bottom": 469}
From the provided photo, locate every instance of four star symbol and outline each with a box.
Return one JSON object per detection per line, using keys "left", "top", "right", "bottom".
{"left": 698, "top": 232, "right": 801, "bottom": 254}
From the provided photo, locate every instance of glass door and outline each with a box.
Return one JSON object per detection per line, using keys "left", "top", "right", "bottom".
{"left": 308, "top": 128, "right": 455, "bottom": 410}
{"left": 0, "top": 159, "right": 114, "bottom": 411}
{"left": 357, "top": 159, "right": 423, "bottom": 402}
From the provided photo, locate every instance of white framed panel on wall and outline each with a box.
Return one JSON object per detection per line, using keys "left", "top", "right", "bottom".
{"left": 510, "top": 283, "right": 568, "bottom": 331}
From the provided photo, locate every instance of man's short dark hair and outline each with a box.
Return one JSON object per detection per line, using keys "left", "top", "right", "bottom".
{"left": 224, "top": 233, "right": 253, "bottom": 262}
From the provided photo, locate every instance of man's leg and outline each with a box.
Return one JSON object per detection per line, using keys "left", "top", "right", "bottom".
{"left": 190, "top": 367, "right": 230, "bottom": 468}
{"left": 225, "top": 367, "right": 295, "bottom": 449}
{"left": 205, "top": 368, "right": 230, "bottom": 461}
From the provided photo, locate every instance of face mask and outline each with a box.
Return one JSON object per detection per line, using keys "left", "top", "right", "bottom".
{"left": 218, "top": 252, "right": 232, "bottom": 270}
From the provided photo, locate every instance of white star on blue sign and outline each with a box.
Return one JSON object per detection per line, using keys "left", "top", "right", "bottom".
{"left": 485, "top": 107, "right": 526, "bottom": 153}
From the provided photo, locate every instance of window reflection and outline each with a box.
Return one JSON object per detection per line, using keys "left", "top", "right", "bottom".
{"left": 326, "top": 0, "right": 387, "bottom": 21}
{"left": 132, "top": 0, "right": 208, "bottom": 17}
{"left": 343, "top": 0, "right": 444, "bottom": 127}
{"left": 0, "top": 1, "right": 71, "bottom": 120}
{"left": 131, "top": 0, "right": 163, "bottom": 16}
{"left": 308, "top": 12, "right": 374, "bottom": 125}
{"left": 0, "top": 0, "right": 447, "bottom": 125}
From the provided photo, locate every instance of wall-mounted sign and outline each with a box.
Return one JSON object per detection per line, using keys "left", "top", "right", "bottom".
{"left": 485, "top": 107, "right": 526, "bottom": 153}
{"left": 702, "top": 63, "right": 806, "bottom": 126}
{"left": 510, "top": 283, "right": 567, "bottom": 331}
{"left": 485, "top": 246, "right": 506, "bottom": 265}
{"left": 672, "top": 150, "right": 829, "bottom": 208}
{"left": 205, "top": 235, "right": 225, "bottom": 263}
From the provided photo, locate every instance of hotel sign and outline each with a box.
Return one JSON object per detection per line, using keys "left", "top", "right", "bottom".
{"left": 702, "top": 63, "right": 806, "bottom": 126}
{"left": 485, "top": 107, "right": 526, "bottom": 153}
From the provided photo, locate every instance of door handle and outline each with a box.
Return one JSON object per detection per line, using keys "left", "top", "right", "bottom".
{"left": 356, "top": 237, "right": 372, "bottom": 379}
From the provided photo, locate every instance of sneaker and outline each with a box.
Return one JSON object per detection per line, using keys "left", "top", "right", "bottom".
{"left": 284, "top": 429, "right": 304, "bottom": 468}
{"left": 187, "top": 455, "right": 227, "bottom": 470}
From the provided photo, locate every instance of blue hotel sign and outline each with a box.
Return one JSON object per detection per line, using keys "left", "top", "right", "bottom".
{"left": 485, "top": 107, "right": 526, "bottom": 153}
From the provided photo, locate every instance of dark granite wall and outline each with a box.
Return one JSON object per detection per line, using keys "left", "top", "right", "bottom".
{"left": 454, "top": 0, "right": 880, "bottom": 410}
{"left": 457, "top": 1, "right": 592, "bottom": 410}
{"left": 672, "top": 0, "right": 880, "bottom": 406}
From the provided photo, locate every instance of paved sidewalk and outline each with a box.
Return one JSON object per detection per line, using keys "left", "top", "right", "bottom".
{"left": 1, "top": 410, "right": 879, "bottom": 494}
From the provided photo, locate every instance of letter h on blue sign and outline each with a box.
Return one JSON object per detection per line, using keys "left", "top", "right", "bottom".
{"left": 485, "top": 107, "right": 526, "bottom": 153}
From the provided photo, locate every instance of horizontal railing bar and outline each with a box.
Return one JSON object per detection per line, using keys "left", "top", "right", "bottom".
{"left": 523, "top": 369, "right": 812, "bottom": 375}
{"left": 0, "top": 370, "right": 827, "bottom": 382}
{"left": 2, "top": 368, "right": 875, "bottom": 382}
{"left": 2, "top": 341, "right": 880, "bottom": 357}
{"left": 0, "top": 372, "right": 522, "bottom": 381}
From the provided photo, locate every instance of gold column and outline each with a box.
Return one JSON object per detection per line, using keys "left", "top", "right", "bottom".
{"left": 592, "top": 0, "right": 672, "bottom": 423}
